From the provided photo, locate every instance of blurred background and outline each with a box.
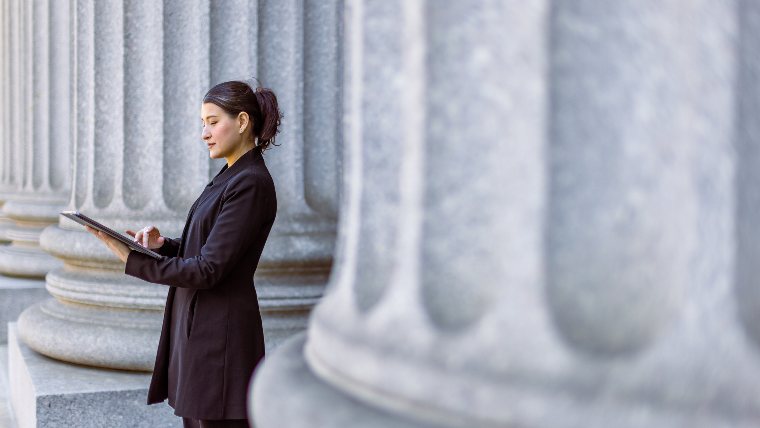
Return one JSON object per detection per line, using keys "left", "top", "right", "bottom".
{"left": 1, "top": 0, "right": 759, "bottom": 427}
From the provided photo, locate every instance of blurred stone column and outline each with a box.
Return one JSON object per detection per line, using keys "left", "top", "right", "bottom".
{"left": 0, "top": 0, "right": 70, "bottom": 277}
{"left": 253, "top": 1, "right": 759, "bottom": 427}
{"left": 0, "top": 0, "right": 70, "bottom": 344}
{"left": 0, "top": 0, "right": 15, "bottom": 243}
{"left": 0, "top": 1, "right": 70, "bottom": 278}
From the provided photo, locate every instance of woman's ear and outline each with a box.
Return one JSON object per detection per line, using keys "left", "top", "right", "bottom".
{"left": 237, "top": 111, "right": 250, "bottom": 133}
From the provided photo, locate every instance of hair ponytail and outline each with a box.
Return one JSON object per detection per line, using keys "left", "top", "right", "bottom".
{"left": 202, "top": 79, "right": 283, "bottom": 152}
{"left": 253, "top": 88, "right": 282, "bottom": 148}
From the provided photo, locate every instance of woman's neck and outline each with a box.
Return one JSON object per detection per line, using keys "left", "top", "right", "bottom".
{"left": 225, "top": 143, "right": 255, "bottom": 167}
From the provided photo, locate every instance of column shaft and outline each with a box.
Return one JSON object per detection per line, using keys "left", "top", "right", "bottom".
{"left": 0, "top": 0, "right": 69, "bottom": 278}
{"left": 19, "top": 0, "right": 341, "bottom": 370}
{"left": 253, "top": 1, "right": 760, "bottom": 427}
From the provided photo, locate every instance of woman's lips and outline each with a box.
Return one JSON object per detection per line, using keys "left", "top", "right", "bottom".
{"left": 207, "top": 143, "right": 215, "bottom": 149}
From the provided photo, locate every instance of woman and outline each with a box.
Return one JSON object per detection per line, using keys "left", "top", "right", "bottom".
{"left": 87, "top": 80, "right": 281, "bottom": 428}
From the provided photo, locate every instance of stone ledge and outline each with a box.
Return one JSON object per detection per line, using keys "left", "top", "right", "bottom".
{"left": 7, "top": 323, "right": 178, "bottom": 428}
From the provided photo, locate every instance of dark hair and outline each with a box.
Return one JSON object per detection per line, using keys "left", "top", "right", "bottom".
{"left": 202, "top": 79, "right": 283, "bottom": 151}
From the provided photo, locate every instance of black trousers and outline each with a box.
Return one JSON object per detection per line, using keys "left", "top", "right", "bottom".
{"left": 181, "top": 416, "right": 249, "bottom": 428}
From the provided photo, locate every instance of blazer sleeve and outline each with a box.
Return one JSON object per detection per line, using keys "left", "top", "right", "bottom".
{"left": 156, "top": 237, "right": 180, "bottom": 257}
{"left": 124, "top": 175, "right": 270, "bottom": 289}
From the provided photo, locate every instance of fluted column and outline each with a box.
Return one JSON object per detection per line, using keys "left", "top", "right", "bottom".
{"left": 245, "top": 0, "right": 342, "bottom": 347}
{"left": 0, "top": 0, "right": 70, "bottom": 277}
{"left": 0, "top": 0, "right": 15, "bottom": 243}
{"left": 17, "top": 0, "right": 209, "bottom": 371}
{"left": 0, "top": 0, "right": 71, "bottom": 345}
{"left": 18, "top": 0, "right": 341, "bottom": 370}
{"left": 253, "top": 1, "right": 759, "bottom": 427}
{"left": 204, "top": 0, "right": 342, "bottom": 352}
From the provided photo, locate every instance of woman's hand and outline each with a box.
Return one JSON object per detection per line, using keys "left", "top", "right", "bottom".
{"left": 126, "top": 226, "right": 165, "bottom": 250}
{"left": 85, "top": 225, "right": 131, "bottom": 263}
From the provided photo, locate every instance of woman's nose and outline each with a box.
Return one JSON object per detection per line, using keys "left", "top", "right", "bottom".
{"left": 201, "top": 128, "right": 211, "bottom": 140}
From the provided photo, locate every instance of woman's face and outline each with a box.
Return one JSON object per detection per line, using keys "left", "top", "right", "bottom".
{"left": 201, "top": 102, "right": 244, "bottom": 160}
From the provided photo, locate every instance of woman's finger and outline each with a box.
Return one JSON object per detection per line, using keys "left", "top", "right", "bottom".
{"left": 125, "top": 229, "right": 136, "bottom": 238}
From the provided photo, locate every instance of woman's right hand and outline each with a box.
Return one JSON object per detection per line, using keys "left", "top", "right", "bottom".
{"left": 126, "top": 226, "right": 165, "bottom": 250}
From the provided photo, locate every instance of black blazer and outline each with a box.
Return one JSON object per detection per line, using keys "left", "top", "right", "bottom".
{"left": 125, "top": 146, "right": 277, "bottom": 419}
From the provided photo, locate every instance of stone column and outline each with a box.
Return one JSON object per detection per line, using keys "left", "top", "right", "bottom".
{"left": 248, "top": 0, "right": 342, "bottom": 350}
{"left": 0, "top": 0, "right": 71, "bottom": 276}
{"left": 0, "top": 0, "right": 70, "bottom": 344}
{"left": 16, "top": 0, "right": 207, "bottom": 371}
{"left": 0, "top": 0, "right": 15, "bottom": 243}
{"left": 253, "top": 1, "right": 758, "bottom": 427}
{"left": 17, "top": 0, "right": 341, "bottom": 372}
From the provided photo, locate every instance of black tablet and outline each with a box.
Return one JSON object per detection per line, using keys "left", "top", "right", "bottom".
{"left": 60, "top": 210, "right": 162, "bottom": 259}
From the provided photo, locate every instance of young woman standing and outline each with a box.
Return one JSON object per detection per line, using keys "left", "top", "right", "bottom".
{"left": 88, "top": 80, "right": 281, "bottom": 428}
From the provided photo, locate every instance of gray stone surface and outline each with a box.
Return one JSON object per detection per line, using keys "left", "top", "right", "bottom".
{"left": 254, "top": 1, "right": 760, "bottom": 427}
{"left": 735, "top": 0, "right": 760, "bottom": 353}
{"left": 0, "top": 198, "right": 66, "bottom": 279}
{"left": 251, "top": 333, "right": 436, "bottom": 428}
{"left": 17, "top": 299, "right": 162, "bottom": 371}
{"left": 8, "top": 323, "right": 178, "bottom": 428}
{"left": 0, "top": 276, "right": 47, "bottom": 344}
{"left": 0, "top": 344, "right": 18, "bottom": 428}
{"left": 0, "top": 0, "right": 9, "bottom": 205}
{"left": 0, "top": 207, "right": 12, "bottom": 244}
{"left": 0, "top": 0, "right": 71, "bottom": 281}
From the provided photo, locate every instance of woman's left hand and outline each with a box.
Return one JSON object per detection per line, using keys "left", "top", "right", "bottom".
{"left": 85, "top": 225, "right": 131, "bottom": 263}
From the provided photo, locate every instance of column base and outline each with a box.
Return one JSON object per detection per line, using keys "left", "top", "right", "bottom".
{"left": 260, "top": 307, "right": 312, "bottom": 353}
{"left": 250, "top": 332, "right": 435, "bottom": 428}
{"left": 252, "top": 333, "right": 760, "bottom": 428}
{"left": 0, "top": 218, "right": 13, "bottom": 243}
{"left": 7, "top": 323, "right": 179, "bottom": 428}
{"left": 0, "top": 198, "right": 65, "bottom": 277}
{"left": 0, "top": 276, "right": 48, "bottom": 343}
{"left": 0, "top": 244, "right": 62, "bottom": 278}
{"left": 254, "top": 264, "right": 327, "bottom": 352}
{"left": 17, "top": 299, "right": 162, "bottom": 371}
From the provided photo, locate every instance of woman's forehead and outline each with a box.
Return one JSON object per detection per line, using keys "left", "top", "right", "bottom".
{"left": 201, "top": 102, "right": 224, "bottom": 118}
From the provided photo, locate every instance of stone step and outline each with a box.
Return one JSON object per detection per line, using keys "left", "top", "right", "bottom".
{"left": 7, "top": 323, "right": 178, "bottom": 428}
